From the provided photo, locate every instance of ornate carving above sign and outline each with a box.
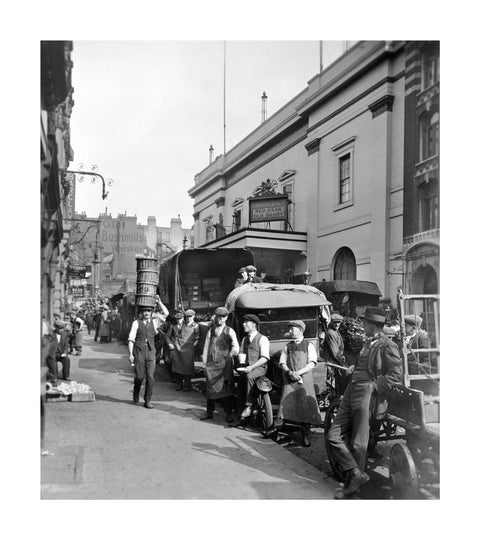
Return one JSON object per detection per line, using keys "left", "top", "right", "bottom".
{"left": 250, "top": 178, "right": 279, "bottom": 199}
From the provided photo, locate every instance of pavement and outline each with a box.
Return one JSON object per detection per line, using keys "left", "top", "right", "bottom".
{"left": 41, "top": 330, "right": 338, "bottom": 499}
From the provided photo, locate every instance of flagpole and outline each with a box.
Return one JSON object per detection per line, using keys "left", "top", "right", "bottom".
{"left": 223, "top": 40, "right": 226, "bottom": 155}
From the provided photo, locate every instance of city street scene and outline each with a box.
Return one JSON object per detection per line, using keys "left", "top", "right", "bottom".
{"left": 41, "top": 39, "right": 440, "bottom": 504}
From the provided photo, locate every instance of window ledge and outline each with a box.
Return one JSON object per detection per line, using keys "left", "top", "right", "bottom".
{"left": 334, "top": 200, "right": 354, "bottom": 212}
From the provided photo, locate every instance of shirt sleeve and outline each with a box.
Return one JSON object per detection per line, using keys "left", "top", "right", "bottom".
{"left": 259, "top": 335, "right": 270, "bottom": 359}
{"left": 128, "top": 320, "right": 139, "bottom": 343}
{"left": 307, "top": 342, "right": 318, "bottom": 364}
{"left": 278, "top": 346, "right": 288, "bottom": 365}
{"left": 202, "top": 329, "right": 211, "bottom": 359}
{"left": 229, "top": 328, "right": 240, "bottom": 356}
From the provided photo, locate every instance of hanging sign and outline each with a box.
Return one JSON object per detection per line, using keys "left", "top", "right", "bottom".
{"left": 249, "top": 195, "right": 289, "bottom": 223}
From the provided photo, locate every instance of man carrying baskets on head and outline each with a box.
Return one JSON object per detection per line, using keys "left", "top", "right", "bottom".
{"left": 128, "top": 305, "right": 164, "bottom": 409}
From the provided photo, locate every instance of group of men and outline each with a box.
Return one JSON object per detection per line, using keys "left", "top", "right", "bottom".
{"left": 234, "top": 265, "right": 264, "bottom": 287}
{"left": 127, "top": 303, "right": 322, "bottom": 448}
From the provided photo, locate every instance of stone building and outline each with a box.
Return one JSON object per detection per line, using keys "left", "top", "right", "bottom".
{"left": 41, "top": 41, "right": 75, "bottom": 319}
{"left": 189, "top": 41, "right": 408, "bottom": 302}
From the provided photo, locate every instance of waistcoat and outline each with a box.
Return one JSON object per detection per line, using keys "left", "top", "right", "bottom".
{"left": 135, "top": 319, "right": 155, "bottom": 350}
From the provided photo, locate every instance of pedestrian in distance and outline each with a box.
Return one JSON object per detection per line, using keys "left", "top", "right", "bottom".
{"left": 98, "top": 305, "right": 110, "bottom": 343}
{"left": 128, "top": 305, "right": 163, "bottom": 409}
{"left": 275, "top": 320, "right": 322, "bottom": 447}
{"left": 166, "top": 310, "right": 200, "bottom": 392}
{"left": 325, "top": 307, "right": 403, "bottom": 498}
{"left": 234, "top": 267, "right": 248, "bottom": 288}
{"left": 201, "top": 306, "right": 240, "bottom": 422}
{"left": 238, "top": 313, "right": 270, "bottom": 420}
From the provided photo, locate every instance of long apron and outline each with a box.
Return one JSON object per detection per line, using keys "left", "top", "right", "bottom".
{"left": 172, "top": 324, "right": 196, "bottom": 376}
{"left": 205, "top": 326, "right": 234, "bottom": 400}
{"left": 277, "top": 341, "right": 322, "bottom": 426}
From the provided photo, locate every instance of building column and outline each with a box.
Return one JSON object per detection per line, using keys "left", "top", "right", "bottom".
{"left": 304, "top": 137, "right": 321, "bottom": 282}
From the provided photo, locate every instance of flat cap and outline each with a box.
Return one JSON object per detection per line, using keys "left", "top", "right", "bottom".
{"left": 245, "top": 265, "right": 257, "bottom": 272}
{"left": 184, "top": 309, "right": 196, "bottom": 316}
{"left": 288, "top": 320, "right": 306, "bottom": 332}
{"left": 238, "top": 267, "right": 247, "bottom": 273}
{"left": 243, "top": 313, "right": 260, "bottom": 326}
{"left": 174, "top": 311, "right": 185, "bottom": 319}
{"left": 404, "top": 314, "right": 423, "bottom": 327}
{"left": 330, "top": 313, "right": 344, "bottom": 322}
{"left": 214, "top": 306, "right": 229, "bottom": 316}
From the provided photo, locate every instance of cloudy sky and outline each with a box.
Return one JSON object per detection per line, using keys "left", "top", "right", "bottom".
{"left": 70, "top": 40, "right": 347, "bottom": 228}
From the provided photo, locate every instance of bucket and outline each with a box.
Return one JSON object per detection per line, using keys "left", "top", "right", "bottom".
{"left": 136, "top": 257, "right": 158, "bottom": 272}
{"left": 135, "top": 294, "right": 157, "bottom": 308}
{"left": 136, "top": 282, "right": 157, "bottom": 295}
{"left": 137, "top": 269, "right": 158, "bottom": 284}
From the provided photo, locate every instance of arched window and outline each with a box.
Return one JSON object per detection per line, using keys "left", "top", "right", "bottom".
{"left": 333, "top": 247, "right": 356, "bottom": 280}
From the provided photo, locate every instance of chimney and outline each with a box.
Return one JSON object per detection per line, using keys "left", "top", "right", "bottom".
{"left": 209, "top": 145, "right": 214, "bottom": 164}
{"left": 261, "top": 91, "right": 268, "bottom": 123}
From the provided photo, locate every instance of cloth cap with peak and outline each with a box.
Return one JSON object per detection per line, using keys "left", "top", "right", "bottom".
{"left": 288, "top": 320, "right": 306, "bottom": 332}
{"left": 243, "top": 313, "right": 260, "bottom": 326}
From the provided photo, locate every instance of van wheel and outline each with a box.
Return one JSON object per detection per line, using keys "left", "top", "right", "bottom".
{"left": 255, "top": 392, "right": 274, "bottom": 431}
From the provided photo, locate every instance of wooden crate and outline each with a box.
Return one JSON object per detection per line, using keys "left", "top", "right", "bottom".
{"left": 68, "top": 392, "right": 95, "bottom": 402}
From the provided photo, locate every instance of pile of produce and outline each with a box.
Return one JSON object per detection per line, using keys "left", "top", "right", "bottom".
{"left": 55, "top": 381, "right": 92, "bottom": 395}
{"left": 339, "top": 317, "right": 366, "bottom": 354}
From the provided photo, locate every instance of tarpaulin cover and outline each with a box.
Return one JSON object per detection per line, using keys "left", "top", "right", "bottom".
{"left": 225, "top": 283, "right": 331, "bottom": 312}
{"left": 311, "top": 280, "right": 382, "bottom": 297}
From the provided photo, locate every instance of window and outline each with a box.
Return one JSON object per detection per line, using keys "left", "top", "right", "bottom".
{"left": 232, "top": 209, "right": 242, "bottom": 231}
{"left": 339, "top": 154, "right": 352, "bottom": 204}
{"left": 420, "top": 112, "right": 439, "bottom": 160}
{"left": 423, "top": 52, "right": 439, "bottom": 90}
{"left": 333, "top": 247, "right": 356, "bottom": 280}
{"left": 419, "top": 179, "right": 439, "bottom": 231}
{"left": 282, "top": 182, "right": 294, "bottom": 227}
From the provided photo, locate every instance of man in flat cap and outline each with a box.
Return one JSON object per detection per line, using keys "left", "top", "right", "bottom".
{"left": 234, "top": 267, "right": 248, "bottom": 288}
{"left": 166, "top": 310, "right": 200, "bottom": 392}
{"left": 276, "top": 320, "right": 322, "bottom": 447}
{"left": 326, "top": 306, "right": 403, "bottom": 497}
{"left": 323, "top": 313, "right": 348, "bottom": 395}
{"left": 46, "top": 318, "right": 71, "bottom": 382}
{"left": 245, "top": 265, "right": 263, "bottom": 284}
{"left": 201, "top": 307, "right": 240, "bottom": 422}
{"left": 238, "top": 313, "right": 270, "bottom": 420}
{"left": 404, "top": 314, "right": 431, "bottom": 373}
{"left": 128, "top": 305, "right": 164, "bottom": 409}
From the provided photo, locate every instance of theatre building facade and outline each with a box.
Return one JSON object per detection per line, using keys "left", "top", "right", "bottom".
{"left": 189, "top": 41, "right": 407, "bottom": 303}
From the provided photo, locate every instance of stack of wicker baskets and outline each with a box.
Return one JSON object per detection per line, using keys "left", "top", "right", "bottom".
{"left": 135, "top": 256, "right": 159, "bottom": 308}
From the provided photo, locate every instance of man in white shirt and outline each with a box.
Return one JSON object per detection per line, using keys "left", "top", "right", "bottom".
{"left": 238, "top": 314, "right": 270, "bottom": 420}
{"left": 128, "top": 306, "right": 163, "bottom": 409}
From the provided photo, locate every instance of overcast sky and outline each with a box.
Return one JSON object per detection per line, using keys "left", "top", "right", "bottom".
{"left": 70, "top": 40, "right": 347, "bottom": 228}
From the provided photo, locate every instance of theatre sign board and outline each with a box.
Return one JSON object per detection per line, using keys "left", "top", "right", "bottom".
{"left": 249, "top": 195, "right": 289, "bottom": 225}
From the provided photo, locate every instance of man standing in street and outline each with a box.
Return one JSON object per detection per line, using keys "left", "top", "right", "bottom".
{"left": 325, "top": 307, "right": 403, "bottom": 497}
{"left": 166, "top": 310, "right": 200, "bottom": 392}
{"left": 128, "top": 306, "right": 163, "bottom": 409}
{"left": 201, "top": 307, "right": 240, "bottom": 422}
{"left": 276, "top": 320, "right": 322, "bottom": 447}
{"left": 46, "top": 319, "right": 71, "bottom": 382}
{"left": 238, "top": 314, "right": 270, "bottom": 420}
{"left": 323, "top": 313, "right": 348, "bottom": 395}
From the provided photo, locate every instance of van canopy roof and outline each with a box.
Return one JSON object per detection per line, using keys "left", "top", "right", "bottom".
{"left": 226, "top": 283, "right": 331, "bottom": 311}
{"left": 311, "top": 280, "right": 382, "bottom": 297}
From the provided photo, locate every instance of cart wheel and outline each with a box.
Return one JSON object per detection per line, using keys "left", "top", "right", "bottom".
{"left": 254, "top": 392, "right": 274, "bottom": 431}
{"left": 323, "top": 397, "right": 347, "bottom": 483}
{"left": 389, "top": 442, "right": 420, "bottom": 499}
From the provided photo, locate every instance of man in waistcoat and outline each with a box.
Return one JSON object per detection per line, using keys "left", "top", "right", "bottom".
{"left": 238, "top": 313, "right": 270, "bottom": 420}
{"left": 326, "top": 307, "right": 403, "bottom": 497}
{"left": 201, "top": 307, "right": 240, "bottom": 422}
{"left": 46, "top": 319, "right": 71, "bottom": 382}
{"left": 128, "top": 306, "right": 163, "bottom": 409}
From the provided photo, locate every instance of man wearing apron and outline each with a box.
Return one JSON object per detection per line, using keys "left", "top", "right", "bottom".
{"left": 167, "top": 310, "right": 200, "bottom": 392}
{"left": 201, "top": 307, "right": 240, "bottom": 423}
{"left": 276, "top": 320, "right": 322, "bottom": 447}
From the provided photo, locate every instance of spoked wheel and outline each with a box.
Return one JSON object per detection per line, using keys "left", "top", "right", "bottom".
{"left": 389, "top": 442, "right": 420, "bottom": 499}
{"left": 253, "top": 392, "right": 274, "bottom": 432}
{"left": 323, "top": 397, "right": 347, "bottom": 483}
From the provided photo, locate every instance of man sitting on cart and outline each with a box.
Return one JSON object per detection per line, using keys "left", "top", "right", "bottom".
{"left": 325, "top": 307, "right": 403, "bottom": 498}
{"left": 405, "top": 314, "right": 431, "bottom": 374}
{"left": 238, "top": 314, "right": 270, "bottom": 421}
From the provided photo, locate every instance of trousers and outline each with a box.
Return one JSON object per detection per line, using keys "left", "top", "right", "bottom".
{"left": 237, "top": 364, "right": 267, "bottom": 409}
{"left": 326, "top": 380, "right": 375, "bottom": 472}
{"left": 46, "top": 355, "right": 70, "bottom": 380}
{"left": 133, "top": 345, "right": 156, "bottom": 402}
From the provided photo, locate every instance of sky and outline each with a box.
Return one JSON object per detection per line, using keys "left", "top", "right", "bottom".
{"left": 70, "top": 40, "right": 348, "bottom": 228}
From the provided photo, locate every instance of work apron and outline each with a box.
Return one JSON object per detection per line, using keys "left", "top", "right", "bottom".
{"left": 172, "top": 324, "right": 197, "bottom": 376}
{"left": 205, "top": 326, "right": 234, "bottom": 400}
{"left": 277, "top": 340, "right": 322, "bottom": 426}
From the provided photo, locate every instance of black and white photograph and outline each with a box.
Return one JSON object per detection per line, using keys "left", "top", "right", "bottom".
{"left": 5, "top": 1, "right": 478, "bottom": 537}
